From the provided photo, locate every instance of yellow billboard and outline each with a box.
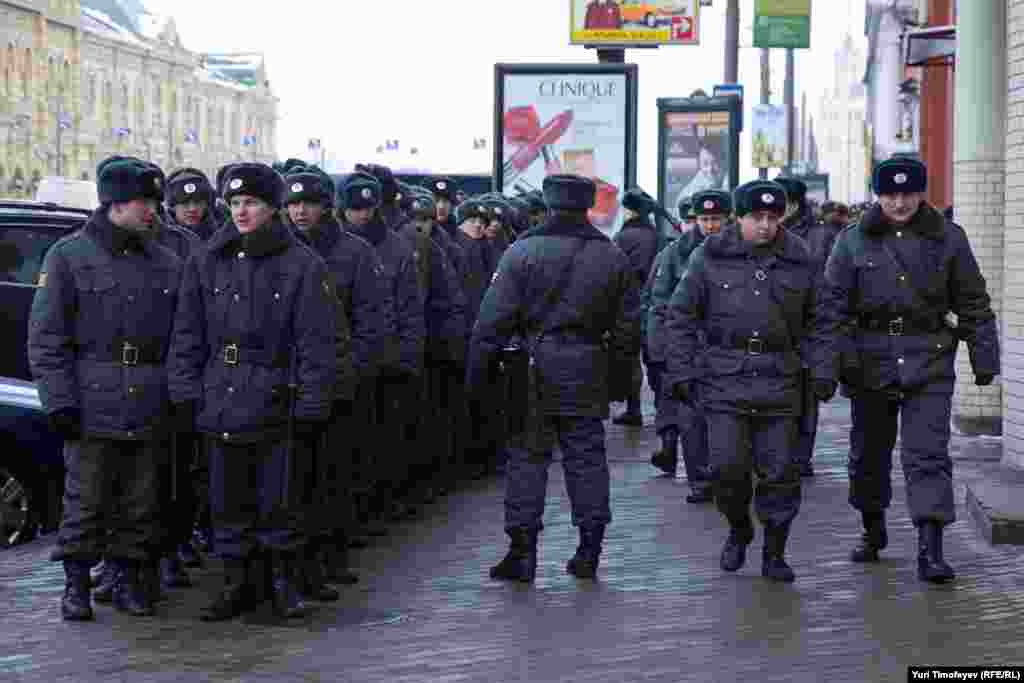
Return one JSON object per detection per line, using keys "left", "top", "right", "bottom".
{"left": 570, "top": 0, "right": 700, "bottom": 46}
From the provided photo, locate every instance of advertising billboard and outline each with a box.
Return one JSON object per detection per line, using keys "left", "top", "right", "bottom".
{"left": 569, "top": 0, "right": 699, "bottom": 47}
{"left": 751, "top": 104, "right": 788, "bottom": 169}
{"left": 494, "top": 63, "right": 639, "bottom": 234}
{"left": 657, "top": 96, "right": 740, "bottom": 229}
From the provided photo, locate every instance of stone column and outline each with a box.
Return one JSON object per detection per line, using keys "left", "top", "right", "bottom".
{"left": 952, "top": 0, "right": 1006, "bottom": 437}
{"left": 1003, "top": 0, "right": 1024, "bottom": 467}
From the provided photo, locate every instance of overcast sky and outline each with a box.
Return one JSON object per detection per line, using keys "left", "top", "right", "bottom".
{"left": 149, "top": 0, "right": 865, "bottom": 191}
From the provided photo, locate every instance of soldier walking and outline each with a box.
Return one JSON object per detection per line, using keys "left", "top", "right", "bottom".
{"left": 818, "top": 157, "right": 1000, "bottom": 582}
{"left": 665, "top": 180, "right": 836, "bottom": 583}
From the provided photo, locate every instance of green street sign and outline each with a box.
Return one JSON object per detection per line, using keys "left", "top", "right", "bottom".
{"left": 754, "top": 0, "right": 811, "bottom": 49}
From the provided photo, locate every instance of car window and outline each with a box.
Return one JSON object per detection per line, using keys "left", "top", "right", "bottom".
{"left": 0, "top": 226, "right": 67, "bottom": 286}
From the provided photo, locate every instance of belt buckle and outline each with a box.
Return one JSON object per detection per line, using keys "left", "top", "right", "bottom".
{"left": 121, "top": 342, "right": 139, "bottom": 366}
{"left": 888, "top": 318, "right": 904, "bottom": 336}
{"left": 223, "top": 343, "right": 239, "bottom": 366}
{"left": 746, "top": 338, "right": 765, "bottom": 355}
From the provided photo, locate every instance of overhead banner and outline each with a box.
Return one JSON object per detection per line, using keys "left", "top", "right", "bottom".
{"left": 751, "top": 104, "right": 788, "bottom": 169}
{"left": 494, "top": 63, "right": 639, "bottom": 234}
{"left": 569, "top": 0, "right": 699, "bottom": 47}
{"left": 657, "top": 96, "right": 740, "bottom": 228}
{"left": 754, "top": 0, "right": 812, "bottom": 49}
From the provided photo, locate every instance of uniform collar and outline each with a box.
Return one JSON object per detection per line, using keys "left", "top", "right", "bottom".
{"left": 87, "top": 209, "right": 159, "bottom": 258}
{"left": 861, "top": 202, "right": 945, "bottom": 242}
{"left": 520, "top": 215, "right": 609, "bottom": 242}
{"left": 346, "top": 215, "right": 388, "bottom": 246}
{"left": 209, "top": 217, "right": 293, "bottom": 258}
{"left": 706, "top": 223, "right": 810, "bottom": 265}
{"left": 296, "top": 215, "right": 341, "bottom": 257}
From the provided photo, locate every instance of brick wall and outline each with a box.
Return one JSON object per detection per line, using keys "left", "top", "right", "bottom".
{"left": 1003, "top": 0, "right": 1024, "bottom": 467}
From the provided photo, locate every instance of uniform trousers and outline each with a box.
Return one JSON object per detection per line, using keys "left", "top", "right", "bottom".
{"left": 504, "top": 415, "right": 610, "bottom": 532}
{"left": 207, "top": 438, "right": 305, "bottom": 560}
{"left": 848, "top": 388, "right": 955, "bottom": 525}
{"left": 54, "top": 436, "right": 163, "bottom": 562}
{"left": 705, "top": 412, "right": 801, "bottom": 528}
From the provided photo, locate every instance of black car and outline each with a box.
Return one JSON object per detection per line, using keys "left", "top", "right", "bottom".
{"left": 0, "top": 200, "right": 90, "bottom": 547}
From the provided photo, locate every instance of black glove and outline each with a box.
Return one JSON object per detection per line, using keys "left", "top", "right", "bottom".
{"left": 48, "top": 408, "right": 81, "bottom": 441}
{"left": 975, "top": 373, "right": 996, "bottom": 387}
{"left": 294, "top": 420, "right": 325, "bottom": 441}
{"left": 812, "top": 379, "right": 838, "bottom": 403}
{"left": 171, "top": 401, "right": 196, "bottom": 435}
{"left": 671, "top": 381, "right": 693, "bottom": 404}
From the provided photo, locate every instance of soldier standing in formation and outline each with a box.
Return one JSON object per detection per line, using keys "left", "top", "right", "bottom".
{"left": 468, "top": 174, "right": 639, "bottom": 583}
{"left": 665, "top": 180, "right": 836, "bottom": 583}
{"left": 168, "top": 162, "right": 336, "bottom": 620}
{"left": 818, "top": 157, "right": 1000, "bottom": 582}
{"left": 30, "top": 158, "right": 182, "bottom": 620}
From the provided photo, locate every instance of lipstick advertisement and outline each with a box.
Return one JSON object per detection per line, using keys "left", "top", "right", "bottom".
{"left": 494, "top": 63, "right": 639, "bottom": 235}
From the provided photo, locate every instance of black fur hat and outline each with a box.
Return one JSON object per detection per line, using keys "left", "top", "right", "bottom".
{"left": 339, "top": 172, "right": 382, "bottom": 210}
{"left": 455, "top": 199, "right": 491, "bottom": 224}
{"left": 221, "top": 163, "right": 284, "bottom": 208}
{"left": 733, "top": 180, "right": 787, "bottom": 218}
{"left": 873, "top": 157, "right": 927, "bottom": 195}
{"left": 543, "top": 174, "right": 596, "bottom": 211}
{"left": 356, "top": 163, "right": 398, "bottom": 204}
{"left": 97, "top": 157, "right": 164, "bottom": 204}
{"left": 691, "top": 190, "right": 732, "bottom": 216}
{"left": 166, "top": 168, "right": 214, "bottom": 206}
{"left": 284, "top": 170, "right": 331, "bottom": 206}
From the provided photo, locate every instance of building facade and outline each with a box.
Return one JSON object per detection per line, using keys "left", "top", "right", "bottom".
{"left": 816, "top": 34, "right": 871, "bottom": 204}
{"left": 0, "top": 0, "right": 277, "bottom": 198}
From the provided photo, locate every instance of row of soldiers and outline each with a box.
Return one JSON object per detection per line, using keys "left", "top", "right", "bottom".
{"left": 471, "top": 158, "right": 1000, "bottom": 586}
{"left": 29, "top": 154, "right": 534, "bottom": 622}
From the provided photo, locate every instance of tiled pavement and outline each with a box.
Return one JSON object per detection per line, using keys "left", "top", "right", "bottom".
{"left": 2, "top": 397, "right": 1023, "bottom": 682}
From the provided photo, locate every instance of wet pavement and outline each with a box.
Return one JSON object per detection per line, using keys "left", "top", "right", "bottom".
{"left": 2, "top": 395, "right": 1023, "bottom": 682}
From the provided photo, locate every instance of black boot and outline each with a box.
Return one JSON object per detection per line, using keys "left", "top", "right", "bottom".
{"left": 271, "top": 553, "right": 308, "bottom": 618}
{"left": 489, "top": 527, "right": 538, "bottom": 582}
{"left": 113, "top": 560, "right": 154, "bottom": 616}
{"left": 92, "top": 560, "right": 120, "bottom": 604}
{"left": 650, "top": 428, "right": 678, "bottom": 475}
{"left": 300, "top": 543, "right": 339, "bottom": 602}
{"left": 720, "top": 520, "right": 754, "bottom": 572}
{"left": 143, "top": 558, "right": 167, "bottom": 604}
{"left": 851, "top": 510, "right": 888, "bottom": 563}
{"left": 566, "top": 525, "right": 605, "bottom": 579}
{"left": 917, "top": 521, "right": 955, "bottom": 583}
{"left": 160, "top": 554, "right": 192, "bottom": 589}
{"left": 177, "top": 541, "right": 203, "bottom": 568}
{"left": 323, "top": 534, "right": 359, "bottom": 585}
{"left": 200, "top": 559, "right": 250, "bottom": 622}
{"left": 61, "top": 560, "right": 94, "bottom": 621}
{"left": 761, "top": 525, "right": 796, "bottom": 583}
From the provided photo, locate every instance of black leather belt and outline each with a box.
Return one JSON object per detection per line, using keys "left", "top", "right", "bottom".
{"left": 857, "top": 314, "right": 945, "bottom": 336}
{"left": 218, "top": 342, "right": 286, "bottom": 368}
{"left": 79, "top": 341, "right": 164, "bottom": 366}
{"left": 706, "top": 330, "right": 791, "bottom": 355}
{"left": 535, "top": 330, "right": 606, "bottom": 346}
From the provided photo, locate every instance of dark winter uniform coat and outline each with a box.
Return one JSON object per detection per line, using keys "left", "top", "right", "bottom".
{"left": 153, "top": 216, "right": 200, "bottom": 262}
{"left": 665, "top": 224, "right": 829, "bottom": 416}
{"left": 346, "top": 215, "right": 425, "bottom": 378}
{"left": 467, "top": 217, "right": 640, "bottom": 420}
{"left": 29, "top": 211, "right": 184, "bottom": 440}
{"left": 647, "top": 226, "right": 708, "bottom": 368}
{"left": 167, "top": 218, "right": 336, "bottom": 443}
{"left": 298, "top": 216, "right": 389, "bottom": 400}
{"left": 453, "top": 229, "right": 498, "bottom": 333}
{"left": 613, "top": 217, "right": 660, "bottom": 295}
{"left": 819, "top": 203, "right": 1000, "bottom": 394}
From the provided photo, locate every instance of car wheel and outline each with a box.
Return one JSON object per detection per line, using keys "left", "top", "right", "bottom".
{"left": 0, "top": 467, "right": 34, "bottom": 548}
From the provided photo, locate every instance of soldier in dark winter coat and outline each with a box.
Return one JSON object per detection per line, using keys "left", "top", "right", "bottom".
{"left": 647, "top": 190, "right": 731, "bottom": 503}
{"left": 665, "top": 180, "right": 835, "bottom": 583}
{"left": 467, "top": 174, "right": 640, "bottom": 583}
{"left": 817, "top": 157, "right": 1000, "bottom": 583}
{"left": 168, "top": 162, "right": 336, "bottom": 620}
{"left": 340, "top": 172, "right": 426, "bottom": 522}
{"left": 165, "top": 167, "right": 220, "bottom": 241}
{"left": 30, "top": 157, "right": 181, "bottom": 620}
{"left": 611, "top": 188, "right": 660, "bottom": 427}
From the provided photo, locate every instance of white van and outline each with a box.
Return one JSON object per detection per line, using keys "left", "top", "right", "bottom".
{"left": 34, "top": 177, "right": 98, "bottom": 212}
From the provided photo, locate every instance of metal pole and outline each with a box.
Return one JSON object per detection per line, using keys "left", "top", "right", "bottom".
{"left": 759, "top": 48, "right": 771, "bottom": 180}
{"left": 724, "top": 0, "right": 740, "bottom": 83}
{"left": 597, "top": 48, "right": 626, "bottom": 64}
{"left": 55, "top": 106, "right": 62, "bottom": 177}
{"left": 785, "top": 48, "right": 795, "bottom": 174}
